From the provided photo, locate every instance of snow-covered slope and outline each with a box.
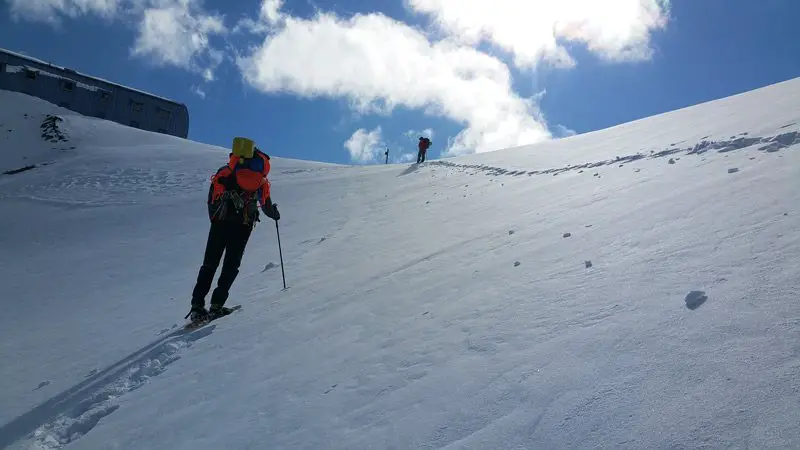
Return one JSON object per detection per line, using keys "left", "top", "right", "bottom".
{"left": 0, "top": 79, "right": 798, "bottom": 450}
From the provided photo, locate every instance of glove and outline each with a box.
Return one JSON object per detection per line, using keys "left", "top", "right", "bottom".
{"left": 262, "top": 201, "right": 280, "bottom": 221}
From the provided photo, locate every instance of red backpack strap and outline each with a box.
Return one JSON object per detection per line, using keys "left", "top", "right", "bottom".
{"left": 210, "top": 165, "right": 232, "bottom": 202}
{"left": 259, "top": 179, "right": 271, "bottom": 205}
{"left": 227, "top": 153, "right": 240, "bottom": 169}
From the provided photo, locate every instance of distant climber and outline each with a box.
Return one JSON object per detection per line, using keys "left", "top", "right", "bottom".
{"left": 186, "top": 138, "right": 280, "bottom": 323}
{"left": 417, "top": 137, "right": 431, "bottom": 163}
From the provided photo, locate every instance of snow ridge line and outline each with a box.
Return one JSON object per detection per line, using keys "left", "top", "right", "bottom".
{"left": 0, "top": 326, "right": 216, "bottom": 450}
{"left": 429, "top": 129, "right": 799, "bottom": 177}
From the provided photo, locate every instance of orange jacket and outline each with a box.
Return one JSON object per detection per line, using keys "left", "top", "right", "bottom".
{"left": 208, "top": 150, "right": 272, "bottom": 223}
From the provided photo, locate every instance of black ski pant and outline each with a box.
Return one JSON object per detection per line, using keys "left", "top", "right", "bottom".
{"left": 191, "top": 221, "right": 253, "bottom": 309}
{"left": 417, "top": 149, "right": 427, "bottom": 163}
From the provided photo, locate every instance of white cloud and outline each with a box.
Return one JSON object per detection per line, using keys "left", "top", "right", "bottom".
{"left": 408, "top": 0, "right": 671, "bottom": 68}
{"left": 344, "top": 127, "right": 385, "bottom": 163}
{"left": 7, "top": 0, "right": 119, "bottom": 23}
{"left": 396, "top": 152, "right": 416, "bottom": 164}
{"left": 9, "top": 0, "right": 669, "bottom": 157}
{"left": 405, "top": 128, "right": 434, "bottom": 140}
{"left": 192, "top": 85, "right": 207, "bottom": 98}
{"left": 233, "top": 0, "right": 283, "bottom": 34}
{"left": 237, "top": 7, "right": 551, "bottom": 156}
{"left": 131, "top": 0, "right": 227, "bottom": 75}
{"left": 8, "top": 0, "right": 227, "bottom": 81}
{"left": 259, "top": 0, "right": 283, "bottom": 25}
{"left": 553, "top": 124, "right": 577, "bottom": 138}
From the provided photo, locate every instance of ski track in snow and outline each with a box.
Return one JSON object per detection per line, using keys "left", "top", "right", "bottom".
{"left": 0, "top": 326, "right": 216, "bottom": 450}
{"left": 0, "top": 167, "right": 211, "bottom": 206}
{"left": 427, "top": 130, "right": 799, "bottom": 178}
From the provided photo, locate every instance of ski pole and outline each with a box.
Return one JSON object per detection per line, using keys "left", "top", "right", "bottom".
{"left": 275, "top": 218, "right": 287, "bottom": 290}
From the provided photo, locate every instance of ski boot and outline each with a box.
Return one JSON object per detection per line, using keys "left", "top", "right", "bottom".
{"left": 185, "top": 305, "right": 208, "bottom": 323}
{"left": 208, "top": 304, "right": 235, "bottom": 320}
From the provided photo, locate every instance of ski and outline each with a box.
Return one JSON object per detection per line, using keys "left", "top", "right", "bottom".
{"left": 184, "top": 304, "right": 242, "bottom": 330}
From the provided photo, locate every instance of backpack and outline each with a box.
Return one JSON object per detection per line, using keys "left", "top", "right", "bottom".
{"left": 208, "top": 150, "right": 271, "bottom": 224}
{"left": 419, "top": 137, "right": 431, "bottom": 151}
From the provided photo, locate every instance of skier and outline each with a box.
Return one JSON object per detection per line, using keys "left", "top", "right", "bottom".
{"left": 417, "top": 137, "right": 431, "bottom": 163}
{"left": 186, "top": 140, "right": 280, "bottom": 323}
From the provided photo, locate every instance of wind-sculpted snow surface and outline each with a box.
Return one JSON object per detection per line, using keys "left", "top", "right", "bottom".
{"left": 1, "top": 79, "right": 799, "bottom": 449}
{"left": 2, "top": 165, "right": 211, "bottom": 207}
{"left": 428, "top": 128, "right": 799, "bottom": 178}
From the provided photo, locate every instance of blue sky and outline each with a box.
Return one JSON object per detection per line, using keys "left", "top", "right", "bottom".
{"left": 1, "top": 0, "right": 798, "bottom": 165}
